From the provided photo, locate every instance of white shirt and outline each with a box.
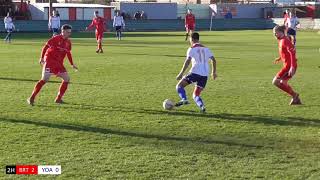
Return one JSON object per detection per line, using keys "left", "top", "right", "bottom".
{"left": 187, "top": 43, "right": 214, "bottom": 77}
{"left": 287, "top": 17, "right": 299, "bottom": 30}
{"left": 113, "top": 16, "right": 125, "bottom": 27}
{"left": 4, "top": 16, "right": 15, "bottom": 30}
{"left": 48, "top": 16, "right": 61, "bottom": 29}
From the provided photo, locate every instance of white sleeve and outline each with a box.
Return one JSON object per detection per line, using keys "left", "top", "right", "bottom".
{"left": 206, "top": 48, "right": 214, "bottom": 59}
{"left": 113, "top": 16, "right": 116, "bottom": 27}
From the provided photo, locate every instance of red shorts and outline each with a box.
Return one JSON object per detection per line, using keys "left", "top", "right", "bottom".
{"left": 276, "top": 66, "right": 296, "bottom": 81}
{"left": 44, "top": 63, "right": 66, "bottom": 75}
{"left": 95, "top": 31, "right": 104, "bottom": 41}
{"left": 186, "top": 24, "right": 195, "bottom": 31}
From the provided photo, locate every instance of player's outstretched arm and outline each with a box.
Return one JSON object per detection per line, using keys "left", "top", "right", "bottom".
{"left": 176, "top": 57, "right": 191, "bottom": 80}
{"left": 211, "top": 57, "right": 217, "bottom": 80}
{"left": 86, "top": 20, "right": 95, "bottom": 30}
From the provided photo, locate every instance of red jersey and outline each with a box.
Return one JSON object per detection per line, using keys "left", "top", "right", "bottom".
{"left": 88, "top": 16, "right": 106, "bottom": 32}
{"left": 41, "top": 34, "right": 73, "bottom": 67}
{"left": 278, "top": 36, "right": 297, "bottom": 68}
{"left": 185, "top": 14, "right": 195, "bottom": 26}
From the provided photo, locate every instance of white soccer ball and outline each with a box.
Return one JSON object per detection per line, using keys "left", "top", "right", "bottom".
{"left": 163, "top": 99, "right": 174, "bottom": 110}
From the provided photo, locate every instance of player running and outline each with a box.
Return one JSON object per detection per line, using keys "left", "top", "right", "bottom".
{"left": 86, "top": 11, "right": 106, "bottom": 53}
{"left": 4, "top": 12, "right": 15, "bottom": 43}
{"left": 185, "top": 9, "right": 195, "bottom": 41}
{"left": 272, "top": 25, "right": 301, "bottom": 105}
{"left": 27, "top": 24, "right": 78, "bottom": 106}
{"left": 286, "top": 11, "right": 300, "bottom": 47}
{"left": 175, "top": 32, "right": 217, "bottom": 113}
{"left": 113, "top": 11, "right": 125, "bottom": 40}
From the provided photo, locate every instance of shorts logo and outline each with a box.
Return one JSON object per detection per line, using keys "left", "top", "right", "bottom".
{"left": 45, "top": 68, "right": 51, "bottom": 73}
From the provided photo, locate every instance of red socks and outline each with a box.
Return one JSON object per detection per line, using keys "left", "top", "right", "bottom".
{"left": 278, "top": 83, "right": 295, "bottom": 97}
{"left": 31, "top": 80, "right": 46, "bottom": 99}
{"left": 56, "top": 81, "right": 69, "bottom": 101}
{"left": 98, "top": 42, "right": 102, "bottom": 50}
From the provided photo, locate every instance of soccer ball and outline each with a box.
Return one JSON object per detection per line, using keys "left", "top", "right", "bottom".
{"left": 163, "top": 99, "right": 174, "bottom": 110}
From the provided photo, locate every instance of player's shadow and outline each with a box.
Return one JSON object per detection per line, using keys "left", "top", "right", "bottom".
{"left": 116, "top": 52, "right": 185, "bottom": 58}
{"left": 0, "top": 117, "right": 262, "bottom": 149}
{"left": 120, "top": 33, "right": 186, "bottom": 37}
{"left": 54, "top": 103, "right": 320, "bottom": 128}
{"left": 0, "top": 77, "right": 101, "bottom": 86}
{"left": 117, "top": 53, "right": 241, "bottom": 60}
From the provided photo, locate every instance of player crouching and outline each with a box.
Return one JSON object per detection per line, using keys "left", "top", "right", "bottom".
{"left": 27, "top": 24, "right": 78, "bottom": 106}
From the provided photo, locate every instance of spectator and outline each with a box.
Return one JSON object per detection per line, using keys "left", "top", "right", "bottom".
{"left": 134, "top": 11, "right": 141, "bottom": 20}
{"left": 121, "top": 11, "right": 126, "bottom": 19}
{"left": 225, "top": 10, "right": 232, "bottom": 19}
{"left": 141, "top": 11, "right": 147, "bottom": 20}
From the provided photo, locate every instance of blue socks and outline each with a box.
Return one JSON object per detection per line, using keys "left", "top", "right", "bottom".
{"left": 177, "top": 86, "right": 187, "bottom": 100}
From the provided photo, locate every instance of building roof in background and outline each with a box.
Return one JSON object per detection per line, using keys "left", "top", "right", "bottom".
{"left": 31, "top": 3, "right": 115, "bottom": 8}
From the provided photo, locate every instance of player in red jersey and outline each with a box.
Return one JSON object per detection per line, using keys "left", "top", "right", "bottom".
{"left": 86, "top": 11, "right": 106, "bottom": 53}
{"left": 185, "top": 9, "right": 195, "bottom": 41}
{"left": 27, "top": 24, "right": 78, "bottom": 106}
{"left": 272, "top": 25, "right": 301, "bottom": 105}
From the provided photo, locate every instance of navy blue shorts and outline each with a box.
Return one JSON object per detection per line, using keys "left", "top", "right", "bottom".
{"left": 52, "top": 28, "right": 59, "bottom": 33}
{"left": 287, "top": 28, "right": 296, "bottom": 36}
{"left": 183, "top": 73, "right": 208, "bottom": 89}
{"left": 115, "top": 26, "right": 122, "bottom": 31}
{"left": 6, "top": 28, "right": 13, "bottom": 33}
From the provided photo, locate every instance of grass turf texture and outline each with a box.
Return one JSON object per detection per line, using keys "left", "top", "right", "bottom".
{"left": 0, "top": 31, "right": 319, "bottom": 179}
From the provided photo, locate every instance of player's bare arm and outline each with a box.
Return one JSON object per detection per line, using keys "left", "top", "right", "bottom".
{"left": 287, "top": 46, "right": 297, "bottom": 77}
{"left": 176, "top": 57, "right": 191, "bottom": 80}
{"left": 210, "top": 56, "right": 217, "bottom": 80}
{"left": 274, "top": 57, "right": 281, "bottom": 64}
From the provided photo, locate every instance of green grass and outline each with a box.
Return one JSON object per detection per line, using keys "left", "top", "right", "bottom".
{"left": 0, "top": 30, "right": 319, "bottom": 179}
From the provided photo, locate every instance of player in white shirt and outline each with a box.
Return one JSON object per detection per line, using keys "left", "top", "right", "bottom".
{"left": 113, "top": 11, "right": 125, "bottom": 40}
{"left": 286, "top": 11, "right": 300, "bottom": 46}
{"left": 48, "top": 10, "right": 61, "bottom": 36}
{"left": 175, "top": 32, "right": 217, "bottom": 113}
{"left": 4, "top": 12, "right": 15, "bottom": 43}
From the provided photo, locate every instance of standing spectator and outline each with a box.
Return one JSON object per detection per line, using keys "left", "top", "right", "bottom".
{"left": 134, "top": 11, "right": 141, "bottom": 20}
{"left": 185, "top": 9, "right": 195, "bottom": 41}
{"left": 48, "top": 10, "right": 61, "bottom": 36}
{"left": 113, "top": 11, "right": 125, "bottom": 40}
{"left": 224, "top": 10, "right": 233, "bottom": 19}
{"left": 141, "top": 11, "right": 147, "bottom": 20}
{"left": 4, "top": 12, "right": 15, "bottom": 43}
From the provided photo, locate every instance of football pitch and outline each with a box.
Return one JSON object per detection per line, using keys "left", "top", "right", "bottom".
{"left": 0, "top": 30, "right": 319, "bottom": 179}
